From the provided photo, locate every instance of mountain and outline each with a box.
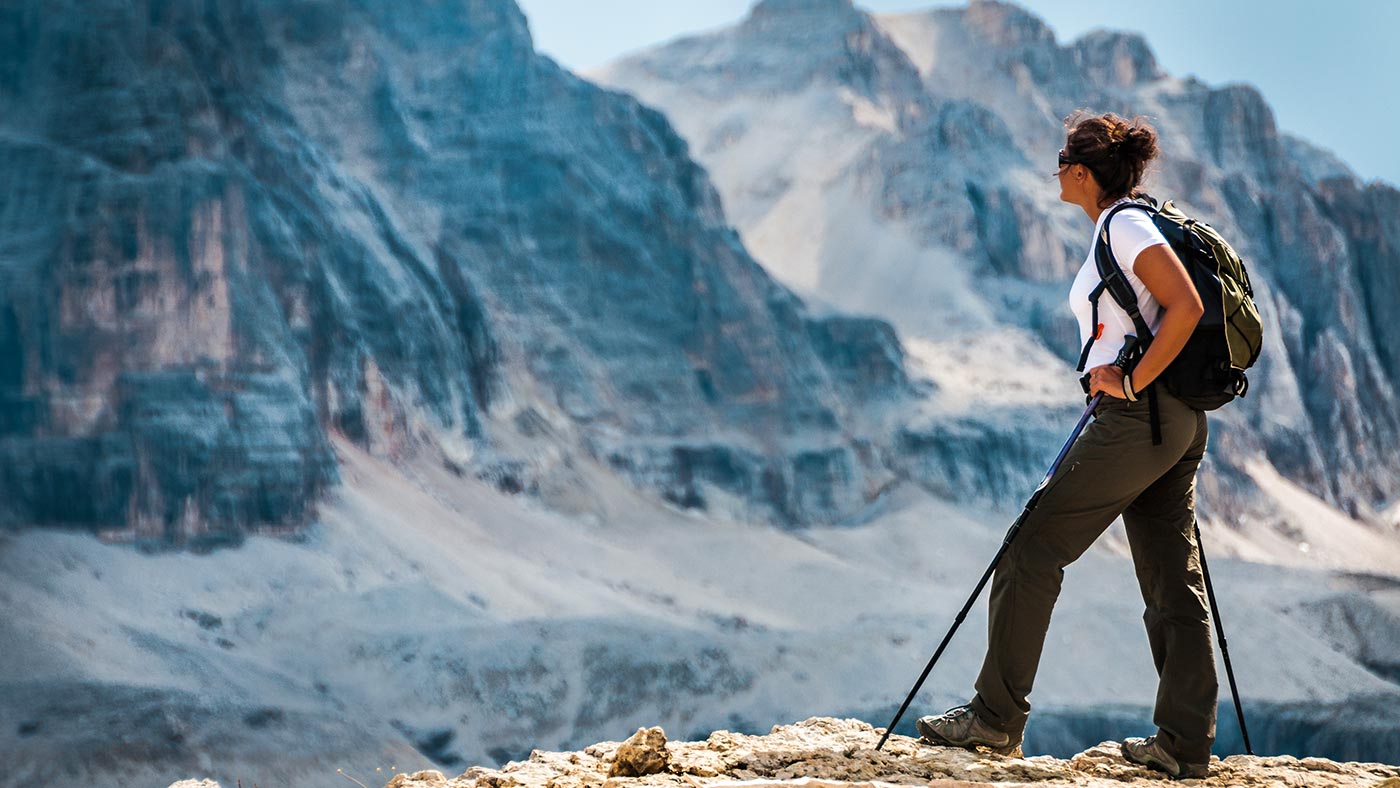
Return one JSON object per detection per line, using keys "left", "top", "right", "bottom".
{"left": 592, "top": 0, "right": 1400, "bottom": 524}
{"left": 0, "top": 0, "right": 913, "bottom": 542}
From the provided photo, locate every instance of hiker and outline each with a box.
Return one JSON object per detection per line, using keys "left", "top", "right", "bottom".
{"left": 915, "top": 112, "right": 1217, "bottom": 780}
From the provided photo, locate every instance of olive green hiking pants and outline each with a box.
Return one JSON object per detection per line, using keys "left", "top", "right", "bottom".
{"left": 969, "top": 387, "right": 1218, "bottom": 764}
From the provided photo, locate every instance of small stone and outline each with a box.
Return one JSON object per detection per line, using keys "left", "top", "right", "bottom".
{"left": 586, "top": 743, "right": 618, "bottom": 759}
{"left": 608, "top": 727, "right": 670, "bottom": 778}
{"left": 386, "top": 770, "right": 448, "bottom": 787}
{"left": 470, "top": 772, "right": 523, "bottom": 788}
{"left": 386, "top": 778, "right": 445, "bottom": 788}
{"left": 705, "top": 731, "right": 740, "bottom": 751}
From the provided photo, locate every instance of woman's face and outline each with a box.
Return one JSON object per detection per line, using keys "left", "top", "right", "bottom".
{"left": 1056, "top": 147, "right": 1087, "bottom": 204}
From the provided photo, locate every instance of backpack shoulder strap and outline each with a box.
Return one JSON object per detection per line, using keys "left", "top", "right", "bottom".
{"left": 1089, "top": 199, "right": 1164, "bottom": 446}
{"left": 1093, "top": 200, "right": 1158, "bottom": 344}
{"left": 1075, "top": 200, "right": 1157, "bottom": 373}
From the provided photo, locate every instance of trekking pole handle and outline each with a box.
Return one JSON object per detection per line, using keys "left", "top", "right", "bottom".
{"left": 1079, "top": 335, "right": 1141, "bottom": 400}
{"left": 1114, "top": 335, "right": 1141, "bottom": 372}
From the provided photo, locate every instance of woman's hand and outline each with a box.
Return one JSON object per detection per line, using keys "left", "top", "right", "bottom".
{"left": 1087, "top": 363, "right": 1126, "bottom": 399}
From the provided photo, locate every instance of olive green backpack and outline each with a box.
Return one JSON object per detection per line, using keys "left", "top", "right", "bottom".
{"left": 1076, "top": 195, "right": 1263, "bottom": 436}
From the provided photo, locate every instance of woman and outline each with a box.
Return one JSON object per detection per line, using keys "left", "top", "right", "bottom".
{"left": 914, "top": 112, "right": 1216, "bottom": 780}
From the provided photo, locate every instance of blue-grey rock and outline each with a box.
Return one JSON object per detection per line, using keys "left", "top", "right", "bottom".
{"left": 0, "top": 0, "right": 914, "bottom": 541}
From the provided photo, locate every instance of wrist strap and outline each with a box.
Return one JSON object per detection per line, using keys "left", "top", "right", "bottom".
{"left": 1123, "top": 371, "right": 1139, "bottom": 402}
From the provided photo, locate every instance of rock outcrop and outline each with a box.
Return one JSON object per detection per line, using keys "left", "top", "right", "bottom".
{"left": 378, "top": 717, "right": 1400, "bottom": 788}
{"left": 608, "top": 727, "right": 671, "bottom": 778}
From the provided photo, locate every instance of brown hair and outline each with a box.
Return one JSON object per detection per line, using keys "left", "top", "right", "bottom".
{"left": 1062, "top": 111, "right": 1159, "bottom": 207}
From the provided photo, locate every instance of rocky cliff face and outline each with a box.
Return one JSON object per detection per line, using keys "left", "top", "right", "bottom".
{"left": 0, "top": 0, "right": 912, "bottom": 542}
{"left": 594, "top": 0, "right": 1400, "bottom": 523}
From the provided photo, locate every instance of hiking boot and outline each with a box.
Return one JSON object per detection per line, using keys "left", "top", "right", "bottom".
{"left": 1121, "top": 736, "right": 1208, "bottom": 780}
{"left": 915, "top": 705, "right": 1022, "bottom": 756}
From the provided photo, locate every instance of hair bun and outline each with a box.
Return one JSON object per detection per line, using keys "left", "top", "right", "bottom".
{"left": 1120, "top": 123, "right": 1158, "bottom": 162}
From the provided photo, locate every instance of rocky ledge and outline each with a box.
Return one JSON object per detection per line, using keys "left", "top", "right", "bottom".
{"left": 367, "top": 717, "right": 1400, "bottom": 788}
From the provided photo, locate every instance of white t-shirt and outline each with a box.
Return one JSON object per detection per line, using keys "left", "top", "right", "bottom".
{"left": 1068, "top": 198, "right": 1170, "bottom": 370}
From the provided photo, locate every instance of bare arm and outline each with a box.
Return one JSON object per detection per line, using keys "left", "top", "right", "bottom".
{"left": 1087, "top": 243, "right": 1204, "bottom": 398}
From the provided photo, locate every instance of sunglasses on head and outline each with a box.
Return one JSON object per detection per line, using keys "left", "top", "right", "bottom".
{"left": 1058, "top": 148, "right": 1079, "bottom": 168}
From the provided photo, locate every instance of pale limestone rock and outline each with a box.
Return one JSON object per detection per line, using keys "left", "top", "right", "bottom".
{"left": 409, "top": 717, "right": 1400, "bottom": 788}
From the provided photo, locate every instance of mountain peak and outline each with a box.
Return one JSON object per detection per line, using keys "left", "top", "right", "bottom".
{"left": 961, "top": 0, "right": 1057, "bottom": 47}
{"left": 739, "top": 0, "right": 873, "bottom": 45}
{"left": 749, "top": 0, "right": 857, "bottom": 19}
{"left": 1070, "top": 29, "right": 1163, "bottom": 86}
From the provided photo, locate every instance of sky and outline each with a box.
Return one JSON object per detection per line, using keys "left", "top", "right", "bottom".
{"left": 515, "top": 0, "right": 1400, "bottom": 189}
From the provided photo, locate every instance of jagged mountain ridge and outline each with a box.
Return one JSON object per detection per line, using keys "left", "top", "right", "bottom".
{"left": 0, "top": 0, "right": 913, "bottom": 540}
{"left": 593, "top": 0, "right": 1400, "bottom": 523}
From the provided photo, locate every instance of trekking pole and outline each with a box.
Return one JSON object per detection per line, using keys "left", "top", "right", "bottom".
{"left": 1193, "top": 518, "right": 1254, "bottom": 755}
{"left": 874, "top": 337, "right": 1141, "bottom": 750}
